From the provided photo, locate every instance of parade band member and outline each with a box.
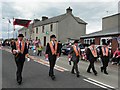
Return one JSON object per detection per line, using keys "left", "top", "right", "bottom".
{"left": 12, "top": 34, "right": 29, "bottom": 85}
{"left": 68, "top": 40, "right": 80, "bottom": 78}
{"left": 45, "top": 35, "right": 60, "bottom": 80}
{"left": 100, "top": 39, "right": 110, "bottom": 75}
{"left": 86, "top": 41, "right": 98, "bottom": 76}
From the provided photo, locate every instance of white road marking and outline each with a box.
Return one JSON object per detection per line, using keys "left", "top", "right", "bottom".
{"left": 87, "top": 78, "right": 115, "bottom": 89}
{"left": 33, "top": 59, "right": 65, "bottom": 72}
{"left": 83, "top": 79, "right": 107, "bottom": 89}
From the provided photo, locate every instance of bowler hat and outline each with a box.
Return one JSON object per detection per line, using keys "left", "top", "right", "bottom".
{"left": 74, "top": 40, "right": 79, "bottom": 43}
{"left": 102, "top": 39, "right": 107, "bottom": 45}
{"left": 90, "top": 41, "right": 95, "bottom": 45}
{"left": 50, "top": 34, "right": 56, "bottom": 38}
{"left": 18, "top": 34, "right": 24, "bottom": 37}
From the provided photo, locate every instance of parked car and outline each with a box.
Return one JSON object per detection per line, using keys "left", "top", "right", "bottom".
{"left": 62, "top": 43, "right": 71, "bottom": 55}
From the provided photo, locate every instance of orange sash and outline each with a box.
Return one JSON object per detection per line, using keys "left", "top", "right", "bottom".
{"left": 49, "top": 41, "right": 58, "bottom": 55}
{"left": 16, "top": 40, "right": 25, "bottom": 54}
{"left": 102, "top": 46, "right": 109, "bottom": 56}
{"left": 73, "top": 45, "right": 80, "bottom": 56}
{"left": 89, "top": 46, "right": 97, "bottom": 57}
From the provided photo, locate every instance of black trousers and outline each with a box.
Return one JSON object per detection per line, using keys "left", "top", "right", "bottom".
{"left": 48, "top": 55, "right": 57, "bottom": 76}
{"left": 37, "top": 50, "right": 42, "bottom": 56}
{"left": 15, "top": 56, "right": 25, "bottom": 82}
{"left": 101, "top": 56, "right": 109, "bottom": 72}
{"left": 87, "top": 58, "right": 97, "bottom": 73}
{"left": 71, "top": 57, "right": 79, "bottom": 75}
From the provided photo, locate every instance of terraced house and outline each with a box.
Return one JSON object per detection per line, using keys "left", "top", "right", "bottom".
{"left": 18, "top": 7, "right": 87, "bottom": 46}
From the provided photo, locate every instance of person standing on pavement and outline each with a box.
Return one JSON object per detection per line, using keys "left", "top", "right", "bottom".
{"left": 68, "top": 40, "right": 81, "bottom": 78}
{"left": 100, "top": 39, "right": 110, "bottom": 75}
{"left": 45, "top": 35, "right": 60, "bottom": 80}
{"left": 37, "top": 44, "right": 43, "bottom": 56}
{"left": 12, "top": 34, "right": 29, "bottom": 85}
{"left": 86, "top": 41, "right": 98, "bottom": 76}
{"left": 26, "top": 39, "right": 30, "bottom": 50}
{"left": 112, "top": 47, "right": 120, "bottom": 65}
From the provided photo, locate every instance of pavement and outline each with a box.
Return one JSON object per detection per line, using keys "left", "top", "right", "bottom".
{"left": 1, "top": 46, "right": 119, "bottom": 89}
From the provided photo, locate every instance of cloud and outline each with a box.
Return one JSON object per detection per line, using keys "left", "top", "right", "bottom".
{"left": 1, "top": 0, "right": 119, "bottom": 39}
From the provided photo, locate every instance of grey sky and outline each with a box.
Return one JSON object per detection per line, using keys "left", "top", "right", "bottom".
{"left": 1, "top": 0, "right": 119, "bottom": 39}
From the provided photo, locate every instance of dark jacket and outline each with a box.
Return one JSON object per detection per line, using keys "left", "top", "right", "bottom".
{"left": 99, "top": 46, "right": 110, "bottom": 58}
{"left": 86, "top": 48, "right": 98, "bottom": 61}
{"left": 45, "top": 42, "right": 60, "bottom": 57}
{"left": 12, "top": 41, "right": 28, "bottom": 60}
{"left": 69, "top": 46, "right": 80, "bottom": 61}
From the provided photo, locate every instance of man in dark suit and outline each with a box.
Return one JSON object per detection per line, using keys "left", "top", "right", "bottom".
{"left": 12, "top": 34, "right": 29, "bottom": 85}
{"left": 99, "top": 39, "right": 110, "bottom": 75}
{"left": 68, "top": 40, "right": 80, "bottom": 78}
{"left": 45, "top": 35, "right": 60, "bottom": 80}
{"left": 86, "top": 41, "right": 98, "bottom": 76}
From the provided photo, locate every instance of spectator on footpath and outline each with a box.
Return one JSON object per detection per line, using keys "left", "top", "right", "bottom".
{"left": 32, "top": 44, "right": 36, "bottom": 55}
{"left": 26, "top": 39, "right": 30, "bottom": 50}
{"left": 37, "top": 44, "right": 43, "bottom": 56}
{"left": 112, "top": 47, "right": 120, "bottom": 65}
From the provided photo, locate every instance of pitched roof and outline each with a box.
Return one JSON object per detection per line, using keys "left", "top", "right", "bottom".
{"left": 34, "top": 13, "right": 87, "bottom": 27}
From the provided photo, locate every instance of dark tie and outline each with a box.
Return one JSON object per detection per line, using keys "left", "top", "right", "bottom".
{"left": 53, "top": 42, "right": 55, "bottom": 49}
{"left": 76, "top": 46, "right": 79, "bottom": 52}
{"left": 104, "top": 47, "right": 106, "bottom": 54}
{"left": 20, "top": 42, "right": 22, "bottom": 50}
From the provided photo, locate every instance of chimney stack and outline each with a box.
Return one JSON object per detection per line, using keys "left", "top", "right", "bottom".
{"left": 34, "top": 19, "right": 40, "bottom": 23}
{"left": 42, "top": 16, "right": 48, "bottom": 21}
{"left": 66, "top": 7, "right": 72, "bottom": 14}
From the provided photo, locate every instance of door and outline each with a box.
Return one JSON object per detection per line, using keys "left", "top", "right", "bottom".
{"left": 44, "top": 36, "right": 46, "bottom": 46}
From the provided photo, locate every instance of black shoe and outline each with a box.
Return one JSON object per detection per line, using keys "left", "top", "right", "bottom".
{"left": 94, "top": 72, "right": 97, "bottom": 76}
{"left": 104, "top": 72, "right": 108, "bottom": 75}
{"left": 71, "top": 71, "right": 75, "bottom": 74}
{"left": 49, "top": 73, "right": 51, "bottom": 76}
{"left": 87, "top": 71, "right": 92, "bottom": 73}
{"left": 17, "top": 80, "right": 22, "bottom": 85}
{"left": 101, "top": 67, "right": 103, "bottom": 72}
{"left": 77, "top": 74, "right": 80, "bottom": 78}
{"left": 69, "top": 61, "right": 71, "bottom": 65}
{"left": 51, "top": 75, "right": 56, "bottom": 80}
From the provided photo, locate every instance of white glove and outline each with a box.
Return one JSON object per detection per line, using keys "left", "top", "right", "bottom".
{"left": 57, "top": 57, "right": 60, "bottom": 61}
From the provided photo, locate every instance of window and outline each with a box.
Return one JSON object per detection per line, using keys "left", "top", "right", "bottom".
{"left": 42, "top": 26, "right": 44, "bottom": 33}
{"left": 50, "top": 24, "right": 53, "bottom": 32}
{"left": 36, "top": 27, "right": 38, "bottom": 34}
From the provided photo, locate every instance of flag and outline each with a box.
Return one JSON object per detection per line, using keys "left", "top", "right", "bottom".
{"left": 13, "top": 19, "right": 31, "bottom": 28}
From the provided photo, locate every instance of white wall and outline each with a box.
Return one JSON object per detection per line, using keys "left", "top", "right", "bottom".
{"left": 58, "top": 14, "right": 86, "bottom": 43}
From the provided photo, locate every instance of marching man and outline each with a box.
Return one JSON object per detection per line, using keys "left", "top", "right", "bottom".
{"left": 86, "top": 41, "right": 98, "bottom": 76}
{"left": 100, "top": 39, "right": 110, "bottom": 75}
{"left": 68, "top": 40, "right": 81, "bottom": 78}
{"left": 12, "top": 34, "right": 29, "bottom": 85}
{"left": 45, "top": 35, "right": 60, "bottom": 80}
